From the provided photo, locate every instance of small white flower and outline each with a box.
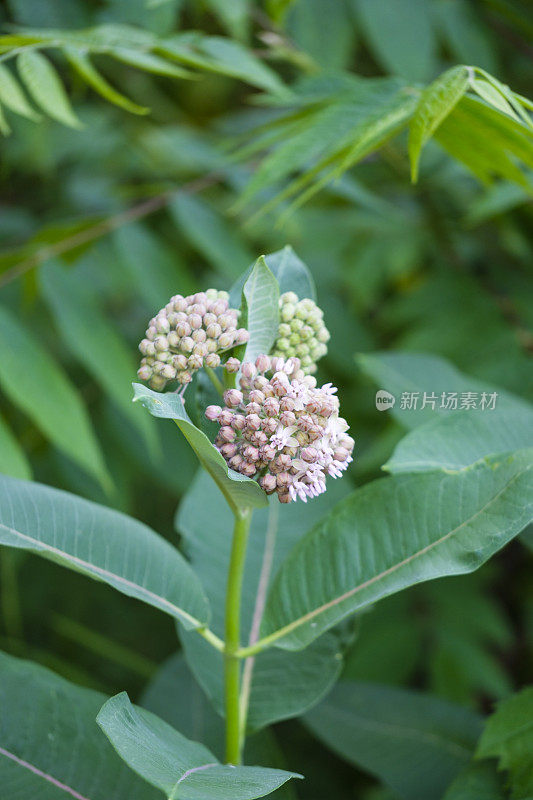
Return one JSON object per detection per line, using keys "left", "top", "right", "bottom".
{"left": 270, "top": 424, "right": 298, "bottom": 451}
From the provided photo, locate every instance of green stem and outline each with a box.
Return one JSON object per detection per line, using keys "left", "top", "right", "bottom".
{"left": 205, "top": 366, "right": 224, "bottom": 396}
{"left": 224, "top": 508, "right": 252, "bottom": 764}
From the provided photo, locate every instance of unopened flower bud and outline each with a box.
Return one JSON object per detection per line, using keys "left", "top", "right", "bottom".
{"left": 235, "top": 328, "right": 249, "bottom": 344}
{"left": 218, "top": 332, "right": 234, "bottom": 349}
{"left": 219, "top": 426, "right": 235, "bottom": 443}
{"left": 255, "top": 354, "right": 271, "bottom": 373}
{"left": 176, "top": 322, "right": 191, "bottom": 338}
{"left": 219, "top": 408, "right": 234, "bottom": 426}
{"left": 177, "top": 371, "right": 193, "bottom": 385}
{"left": 154, "top": 336, "right": 168, "bottom": 351}
{"left": 242, "top": 362, "right": 257, "bottom": 380}
{"left": 180, "top": 336, "right": 194, "bottom": 353}
{"left": 260, "top": 473, "right": 277, "bottom": 493}
{"left": 205, "top": 353, "right": 221, "bottom": 368}
{"left": 188, "top": 313, "right": 202, "bottom": 330}
{"left": 245, "top": 413, "right": 261, "bottom": 431}
{"left": 137, "top": 364, "right": 152, "bottom": 380}
{"left": 188, "top": 354, "right": 203, "bottom": 370}
{"left": 220, "top": 443, "right": 237, "bottom": 458}
{"left": 225, "top": 357, "right": 241, "bottom": 373}
{"left": 206, "top": 323, "right": 222, "bottom": 339}
{"left": 224, "top": 389, "right": 243, "bottom": 407}
{"left": 205, "top": 405, "right": 222, "bottom": 421}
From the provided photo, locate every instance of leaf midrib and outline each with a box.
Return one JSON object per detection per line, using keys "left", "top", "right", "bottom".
{"left": 262, "top": 461, "right": 532, "bottom": 647}
{"left": 0, "top": 745, "right": 91, "bottom": 800}
{"left": 0, "top": 522, "right": 203, "bottom": 629}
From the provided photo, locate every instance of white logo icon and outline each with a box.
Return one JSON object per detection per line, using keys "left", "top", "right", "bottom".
{"left": 375, "top": 390, "right": 395, "bottom": 411}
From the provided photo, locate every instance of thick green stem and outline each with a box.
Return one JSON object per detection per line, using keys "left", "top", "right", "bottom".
{"left": 224, "top": 508, "right": 252, "bottom": 764}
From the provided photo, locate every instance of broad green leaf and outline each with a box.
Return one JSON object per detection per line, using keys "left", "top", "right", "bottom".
{"left": 141, "top": 652, "right": 300, "bottom": 799}
{"left": 408, "top": 66, "right": 469, "bottom": 182}
{"left": 40, "top": 261, "right": 158, "bottom": 456}
{"left": 177, "top": 470, "right": 347, "bottom": 730}
{"left": 142, "top": 653, "right": 226, "bottom": 760}
{"left": 240, "top": 256, "right": 279, "bottom": 365}
{"left": 0, "top": 412, "right": 31, "bottom": 480}
{"left": 304, "top": 681, "right": 483, "bottom": 800}
{"left": 65, "top": 47, "right": 150, "bottom": 114}
{"left": 97, "top": 692, "right": 301, "bottom": 798}
{"left": 0, "top": 650, "right": 160, "bottom": 799}
{"left": 355, "top": 0, "right": 437, "bottom": 82}
{"left": 443, "top": 761, "right": 506, "bottom": 800}
{"left": 229, "top": 246, "right": 316, "bottom": 308}
{"left": 0, "top": 305, "right": 110, "bottom": 489}
{"left": 0, "top": 473, "right": 209, "bottom": 630}
{"left": 170, "top": 194, "right": 254, "bottom": 280}
{"left": 0, "top": 63, "right": 40, "bottom": 119}
{"left": 133, "top": 383, "right": 268, "bottom": 512}
{"left": 259, "top": 450, "right": 533, "bottom": 650}
{"left": 17, "top": 50, "right": 82, "bottom": 128}
{"left": 476, "top": 687, "right": 533, "bottom": 797}
{"left": 357, "top": 351, "right": 531, "bottom": 429}
{"left": 385, "top": 407, "right": 533, "bottom": 472}
{"left": 203, "top": 0, "right": 249, "bottom": 40}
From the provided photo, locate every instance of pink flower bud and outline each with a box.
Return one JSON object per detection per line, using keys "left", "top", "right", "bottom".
{"left": 246, "top": 402, "right": 261, "bottom": 415}
{"left": 302, "top": 447, "right": 318, "bottom": 463}
{"left": 161, "top": 364, "right": 176, "bottom": 379}
{"left": 235, "top": 328, "right": 249, "bottom": 344}
{"left": 188, "top": 314, "right": 202, "bottom": 330}
{"left": 241, "top": 362, "right": 257, "bottom": 380}
{"left": 231, "top": 414, "right": 245, "bottom": 431}
{"left": 245, "top": 413, "right": 261, "bottom": 431}
{"left": 225, "top": 357, "right": 241, "bottom": 373}
{"left": 219, "top": 426, "right": 235, "bottom": 443}
{"left": 255, "top": 354, "right": 271, "bottom": 373}
{"left": 260, "top": 473, "right": 277, "bottom": 493}
{"left": 261, "top": 444, "right": 277, "bottom": 461}
{"left": 205, "top": 405, "right": 222, "bottom": 421}
{"left": 203, "top": 312, "right": 217, "bottom": 327}
{"left": 277, "top": 472, "right": 291, "bottom": 487}
{"left": 262, "top": 417, "right": 278, "bottom": 434}
{"left": 229, "top": 454, "right": 243, "bottom": 470}
{"left": 263, "top": 397, "right": 280, "bottom": 417}
{"left": 211, "top": 300, "right": 227, "bottom": 316}
{"left": 146, "top": 326, "right": 157, "bottom": 341}
{"left": 334, "top": 447, "right": 350, "bottom": 462}
{"left": 220, "top": 443, "right": 237, "bottom": 459}
{"left": 279, "top": 397, "right": 295, "bottom": 413}
{"left": 280, "top": 411, "right": 296, "bottom": 427}
{"left": 241, "top": 461, "right": 257, "bottom": 477}
{"left": 219, "top": 408, "right": 234, "bottom": 426}
{"left": 253, "top": 376, "right": 269, "bottom": 391}
{"left": 224, "top": 389, "right": 243, "bottom": 408}
{"left": 249, "top": 390, "right": 265, "bottom": 405}
{"left": 177, "top": 371, "right": 193, "bottom": 384}
{"left": 243, "top": 445, "right": 259, "bottom": 462}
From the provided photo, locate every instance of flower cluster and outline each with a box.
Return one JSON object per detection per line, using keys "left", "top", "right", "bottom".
{"left": 137, "top": 290, "right": 248, "bottom": 390}
{"left": 205, "top": 354, "right": 354, "bottom": 503}
{"left": 271, "top": 292, "right": 330, "bottom": 374}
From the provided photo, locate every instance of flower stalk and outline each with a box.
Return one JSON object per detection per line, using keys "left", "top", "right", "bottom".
{"left": 224, "top": 507, "right": 252, "bottom": 764}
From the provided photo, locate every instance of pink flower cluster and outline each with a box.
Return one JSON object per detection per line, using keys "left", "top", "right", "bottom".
{"left": 205, "top": 354, "right": 354, "bottom": 503}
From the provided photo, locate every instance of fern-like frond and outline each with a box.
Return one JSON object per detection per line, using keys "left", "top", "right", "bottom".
{"left": 0, "top": 23, "right": 288, "bottom": 132}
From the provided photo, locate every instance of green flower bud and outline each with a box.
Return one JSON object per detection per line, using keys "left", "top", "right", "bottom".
{"left": 271, "top": 292, "right": 329, "bottom": 374}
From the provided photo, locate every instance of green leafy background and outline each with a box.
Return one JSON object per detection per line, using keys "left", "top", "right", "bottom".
{"left": 0, "top": 1, "right": 532, "bottom": 799}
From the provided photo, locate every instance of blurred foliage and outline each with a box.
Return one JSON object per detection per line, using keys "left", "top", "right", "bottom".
{"left": 0, "top": 1, "right": 532, "bottom": 798}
